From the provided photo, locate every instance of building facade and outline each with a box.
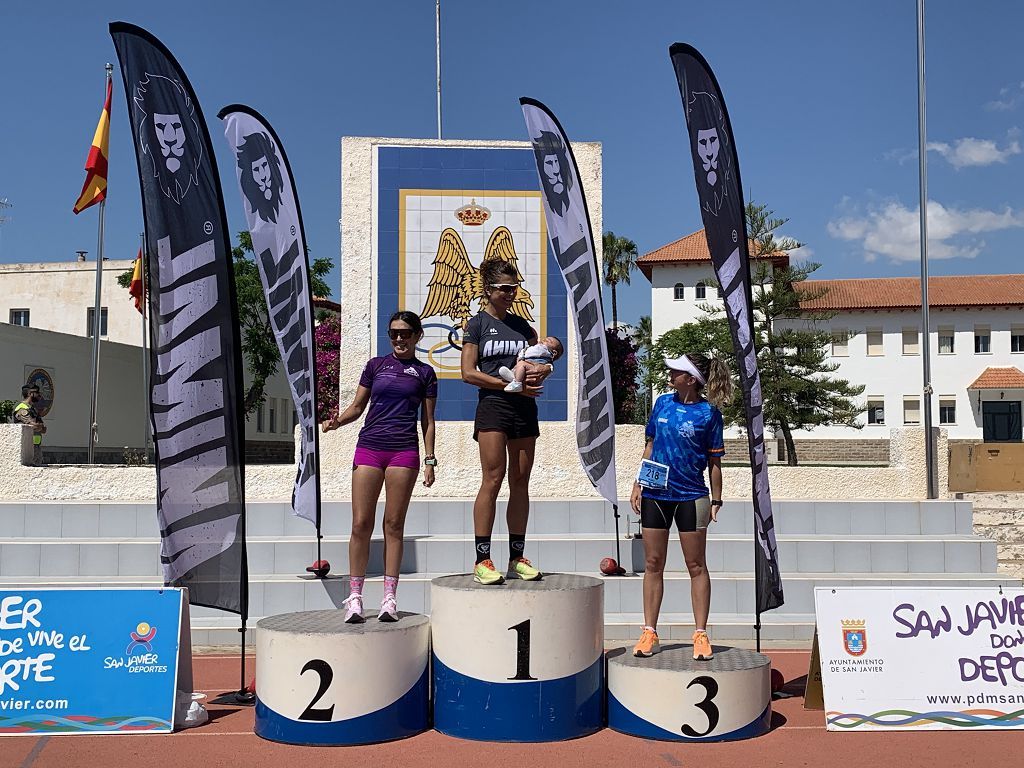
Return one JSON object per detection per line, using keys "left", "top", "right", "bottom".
{"left": 640, "top": 230, "right": 1024, "bottom": 450}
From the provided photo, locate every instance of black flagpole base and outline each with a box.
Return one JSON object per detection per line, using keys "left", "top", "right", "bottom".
{"left": 606, "top": 503, "right": 629, "bottom": 576}
{"left": 234, "top": 689, "right": 256, "bottom": 705}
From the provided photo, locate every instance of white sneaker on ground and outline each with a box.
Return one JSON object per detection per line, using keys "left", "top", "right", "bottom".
{"left": 342, "top": 593, "right": 365, "bottom": 624}
{"left": 498, "top": 366, "right": 515, "bottom": 382}
{"left": 378, "top": 594, "right": 398, "bottom": 622}
{"left": 504, "top": 381, "right": 524, "bottom": 393}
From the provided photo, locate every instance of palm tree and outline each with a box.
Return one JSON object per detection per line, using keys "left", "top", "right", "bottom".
{"left": 602, "top": 231, "right": 638, "bottom": 330}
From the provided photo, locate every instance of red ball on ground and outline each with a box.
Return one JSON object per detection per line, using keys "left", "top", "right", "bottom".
{"left": 600, "top": 557, "right": 619, "bottom": 575}
{"left": 771, "top": 667, "right": 785, "bottom": 693}
{"left": 306, "top": 559, "right": 331, "bottom": 577}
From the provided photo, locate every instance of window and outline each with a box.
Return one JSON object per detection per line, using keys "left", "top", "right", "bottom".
{"left": 9, "top": 309, "right": 29, "bottom": 327}
{"left": 673, "top": 283, "right": 685, "bottom": 301}
{"left": 281, "top": 400, "right": 291, "bottom": 434}
{"left": 902, "top": 328, "right": 919, "bottom": 355}
{"left": 903, "top": 397, "right": 921, "bottom": 425}
{"left": 866, "top": 329, "right": 884, "bottom": 356}
{"left": 975, "top": 326, "right": 991, "bottom": 354}
{"left": 831, "top": 329, "right": 849, "bottom": 357}
{"left": 939, "top": 398, "right": 956, "bottom": 425}
{"left": 1012, "top": 326, "right": 1024, "bottom": 353}
{"left": 716, "top": 285, "right": 722, "bottom": 298}
{"left": 256, "top": 405, "right": 265, "bottom": 433}
{"left": 695, "top": 283, "right": 707, "bottom": 300}
{"left": 867, "top": 397, "right": 885, "bottom": 425}
{"left": 938, "top": 327, "right": 955, "bottom": 355}
{"left": 269, "top": 401, "right": 277, "bottom": 433}
{"left": 86, "top": 307, "right": 108, "bottom": 337}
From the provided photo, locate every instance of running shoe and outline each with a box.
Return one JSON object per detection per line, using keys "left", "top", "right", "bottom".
{"left": 692, "top": 630, "right": 714, "bottom": 660}
{"left": 378, "top": 594, "right": 398, "bottom": 622}
{"left": 507, "top": 557, "right": 541, "bottom": 581}
{"left": 503, "top": 381, "right": 524, "bottom": 393}
{"left": 473, "top": 559, "right": 505, "bottom": 585}
{"left": 341, "top": 593, "right": 365, "bottom": 624}
{"left": 497, "top": 366, "right": 515, "bottom": 382}
{"left": 633, "top": 627, "right": 660, "bottom": 657}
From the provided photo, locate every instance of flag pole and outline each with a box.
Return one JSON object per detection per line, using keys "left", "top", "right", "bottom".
{"left": 435, "top": 0, "right": 442, "bottom": 139}
{"left": 140, "top": 233, "right": 151, "bottom": 462}
{"left": 916, "top": 0, "right": 937, "bottom": 499}
{"left": 87, "top": 64, "right": 113, "bottom": 464}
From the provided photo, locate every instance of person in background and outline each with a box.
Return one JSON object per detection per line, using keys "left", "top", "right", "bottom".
{"left": 12, "top": 383, "right": 46, "bottom": 466}
{"left": 322, "top": 311, "right": 437, "bottom": 622}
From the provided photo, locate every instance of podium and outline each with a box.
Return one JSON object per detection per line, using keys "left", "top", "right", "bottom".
{"left": 254, "top": 610, "right": 429, "bottom": 745}
{"left": 607, "top": 644, "right": 772, "bottom": 742}
{"left": 431, "top": 574, "right": 604, "bottom": 742}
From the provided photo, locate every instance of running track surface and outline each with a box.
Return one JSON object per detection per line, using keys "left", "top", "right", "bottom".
{"left": 5, "top": 652, "right": 1020, "bottom": 768}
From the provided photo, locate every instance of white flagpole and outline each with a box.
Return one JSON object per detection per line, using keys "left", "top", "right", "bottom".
{"left": 87, "top": 63, "right": 113, "bottom": 464}
{"left": 140, "top": 232, "right": 151, "bottom": 461}
{"left": 436, "top": 0, "right": 442, "bottom": 139}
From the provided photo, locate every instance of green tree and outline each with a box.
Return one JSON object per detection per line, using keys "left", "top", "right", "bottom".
{"left": 601, "top": 231, "right": 638, "bottom": 330}
{"left": 119, "top": 232, "right": 334, "bottom": 414}
{"left": 654, "top": 202, "right": 865, "bottom": 465}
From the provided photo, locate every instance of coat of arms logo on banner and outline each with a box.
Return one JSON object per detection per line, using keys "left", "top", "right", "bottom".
{"left": 842, "top": 619, "right": 868, "bottom": 656}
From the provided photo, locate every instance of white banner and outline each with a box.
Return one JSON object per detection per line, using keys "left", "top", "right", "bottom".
{"left": 521, "top": 98, "right": 617, "bottom": 506}
{"left": 815, "top": 586, "right": 1024, "bottom": 731}
{"left": 220, "top": 105, "right": 320, "bottom": 526}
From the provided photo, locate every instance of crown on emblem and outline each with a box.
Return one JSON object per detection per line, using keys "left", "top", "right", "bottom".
{"left": 841, "top": 619, "right": 866, "bottom": 628}
{"left": 455, "top": 199, "right": 491, "bottom": 226}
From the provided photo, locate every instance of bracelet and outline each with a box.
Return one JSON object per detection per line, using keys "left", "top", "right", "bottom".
{"left": 711, "top": 499, "right": 723, "bottom": 506}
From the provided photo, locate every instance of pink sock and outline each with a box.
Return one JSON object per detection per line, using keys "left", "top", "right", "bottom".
{"left": 349, "top": 576, "right": 365, "bottom": 597}
{"left": 384, "top": 575, "right": 399, "bottom": 598}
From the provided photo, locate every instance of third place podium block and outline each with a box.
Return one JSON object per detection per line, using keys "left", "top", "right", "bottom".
{"left": 607, "top": 644, "right": 772, "bottom": 742}
{"left": 431, "top": 574, "right": 604, "bottom": 742}
{"left": 254, "top": 610, "right": 430, "bottom": 745}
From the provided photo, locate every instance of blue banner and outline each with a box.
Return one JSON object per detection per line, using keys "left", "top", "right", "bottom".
{"left": 0, "top": 589, "right": 183, "bottom": 735}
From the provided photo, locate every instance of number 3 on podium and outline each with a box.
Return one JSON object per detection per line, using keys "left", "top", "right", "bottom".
{"left": 681, "top": 675, "right": 720, "bottom": 737}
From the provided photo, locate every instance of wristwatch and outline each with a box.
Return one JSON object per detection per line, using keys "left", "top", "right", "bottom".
{"left": 424, "top": 455, "right": 438, "bottom": 467}
{"left": 711, "top": 499, "right": 723, "bottom": 506}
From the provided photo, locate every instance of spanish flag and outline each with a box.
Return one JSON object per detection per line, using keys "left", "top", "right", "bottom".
{"left": 72, "top": 77, "right": 112, "bottom": 214}
{"left": 129, "top": 249, "right": 145, "bottom": 314}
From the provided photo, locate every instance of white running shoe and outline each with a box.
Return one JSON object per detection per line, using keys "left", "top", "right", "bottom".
{"left": 498, "top": 366, "right": 515, "bottom": 382}
{"left": 378, "top": 594, "right": 399, "bottom": 622}
{"left": 342, "top": 593, "right": 365, "bottom": 624}
{"left": 504, "top": 381, "right": 524, "bottom": 393}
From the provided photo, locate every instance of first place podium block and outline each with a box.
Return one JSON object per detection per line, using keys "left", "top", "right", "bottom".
{"left": 431, "top": 574, "right": 604, "bottom": 742}
{"left": 608, "top": 644, "right": 772, "bottom": 742}
{"left": 255, "top": 610, "right": 430, "bottom": 745}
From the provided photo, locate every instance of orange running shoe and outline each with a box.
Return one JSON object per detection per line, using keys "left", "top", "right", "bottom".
{"left": 633, "top": 627, "right": 660, "bottom": 658}
{"left": 692, "top": 630, "right": 713, "bottom": 660}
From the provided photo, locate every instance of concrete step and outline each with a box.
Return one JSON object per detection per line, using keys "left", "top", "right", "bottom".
{"left": 0, "top": 533, "right": 997, "bottom": 579}
{"left": 0, "top": 498, "right": 976, "bottom": 539}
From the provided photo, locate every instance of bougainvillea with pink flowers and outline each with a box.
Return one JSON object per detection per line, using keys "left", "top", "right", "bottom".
{"left": 315, "top": 315, "right": 341, "bottom": 422}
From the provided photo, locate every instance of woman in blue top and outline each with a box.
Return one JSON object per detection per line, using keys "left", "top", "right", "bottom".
{"left": 629, "top": 352, "right": 733, "bottom": 661}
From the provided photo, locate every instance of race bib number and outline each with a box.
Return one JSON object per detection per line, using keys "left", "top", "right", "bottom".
{"left": 637, "top": 459, "right": 670, "bottom": 490}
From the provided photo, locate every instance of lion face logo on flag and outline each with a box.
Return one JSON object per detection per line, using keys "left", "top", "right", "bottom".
{"left": 530, "top": 130, "right": 574, "bottom": 218}
{"left": 236, "top": 132, "right": 285, "bottom": 224}
{"left": 687, "top": 89, "right": 732, "bottom": 218}
{"left": 133, "top": 72, "right": 204, "bottom": 205}
{"left": 419, "top": 226, "right": 535, "bottom": 332}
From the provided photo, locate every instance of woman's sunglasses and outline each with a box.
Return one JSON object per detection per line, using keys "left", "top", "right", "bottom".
{"left": 490, "top": 283, "right": 520, "bottom": 294}
{"left": 388, "top": 328, "right": 415, "bottom": 340}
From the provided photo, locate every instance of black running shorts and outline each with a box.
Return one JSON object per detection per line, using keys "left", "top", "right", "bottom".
{"left": 640, "top": 496, "right": 711, "bottom": 532}
{"left": 473, "top": 393, "right": 540, "bottom": 441}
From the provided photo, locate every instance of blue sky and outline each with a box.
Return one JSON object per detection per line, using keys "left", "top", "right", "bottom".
{"left": 2, "top": 1, "right": 1022, "bottom": 331}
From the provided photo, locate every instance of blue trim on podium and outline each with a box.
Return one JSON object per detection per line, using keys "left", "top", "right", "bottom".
{"left": 433, "top": 654, "right": 604, "bottom": 741}
{"left": 608, "top": 692, "right": 771, "bottom": 742}
{"left": 254, "top": 666, "right": 429, "bottom": 745}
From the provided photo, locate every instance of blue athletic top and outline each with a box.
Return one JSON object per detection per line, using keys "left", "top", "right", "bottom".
{"left": 642, "top": 394, "right": 725, "bottom": 502}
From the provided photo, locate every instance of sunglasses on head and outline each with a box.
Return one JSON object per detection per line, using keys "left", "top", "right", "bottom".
{"left": 388, "top": 328, "right": 415, "bottom": 340}
{"left": 490, "top": 283, "right": 519, "bottom": 294}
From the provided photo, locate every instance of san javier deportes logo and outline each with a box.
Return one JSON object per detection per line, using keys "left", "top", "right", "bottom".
{"left": 104, "top": 621, "right": 167, "bottom": 674}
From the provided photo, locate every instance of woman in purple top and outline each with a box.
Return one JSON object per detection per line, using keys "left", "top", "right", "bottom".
{"left": 322, "top": 311, "right": 437, "bottom": 622}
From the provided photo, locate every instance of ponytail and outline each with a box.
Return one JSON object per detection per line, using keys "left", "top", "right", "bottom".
{"left": 688, "top": 353, "right": 734, "bottom": 410}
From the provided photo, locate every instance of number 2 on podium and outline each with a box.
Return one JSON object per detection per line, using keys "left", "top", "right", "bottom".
{"left": 508, "top": 619, "right": 537, "bottom": 680}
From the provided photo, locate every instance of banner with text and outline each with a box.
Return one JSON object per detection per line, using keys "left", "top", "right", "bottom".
{"left": 521, "top": 97, "right": 617, "bottom": 506}
{"left": 111, "top": 22, "right": 248, "bottom": 616}
{"left": 815, "top": 586, "right": 1024, "bottom": 731}
{"left": 669, "top": 43, "right": 783, "bottom": 615}
{"left": 0, "top": 589, "right": 184, "bottom": 735}
{"left": 219, "top": 105, "right": 321, "bottom": 528}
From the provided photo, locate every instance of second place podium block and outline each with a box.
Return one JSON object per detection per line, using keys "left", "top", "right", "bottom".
{"left": 431, "top": 573, "right": 605, "bottom": 742}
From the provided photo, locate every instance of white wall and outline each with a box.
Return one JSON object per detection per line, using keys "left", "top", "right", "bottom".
{"left": 649, "top": 263, "right": 725, "bottom": 340}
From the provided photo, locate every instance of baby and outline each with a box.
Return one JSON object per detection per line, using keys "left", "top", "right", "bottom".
{"left": 499, "top": 336, "right": 564, "bottom": 393}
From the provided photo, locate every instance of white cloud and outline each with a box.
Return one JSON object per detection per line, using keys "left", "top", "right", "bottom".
{"left": 928, "top": 137, "right": 1021, "bottom": 168}
{"left": 827, "top": 200, "right": 1024, "bottom": 263}
{"left": 986, "top": 82, "right": 1024, "bottom": 112}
